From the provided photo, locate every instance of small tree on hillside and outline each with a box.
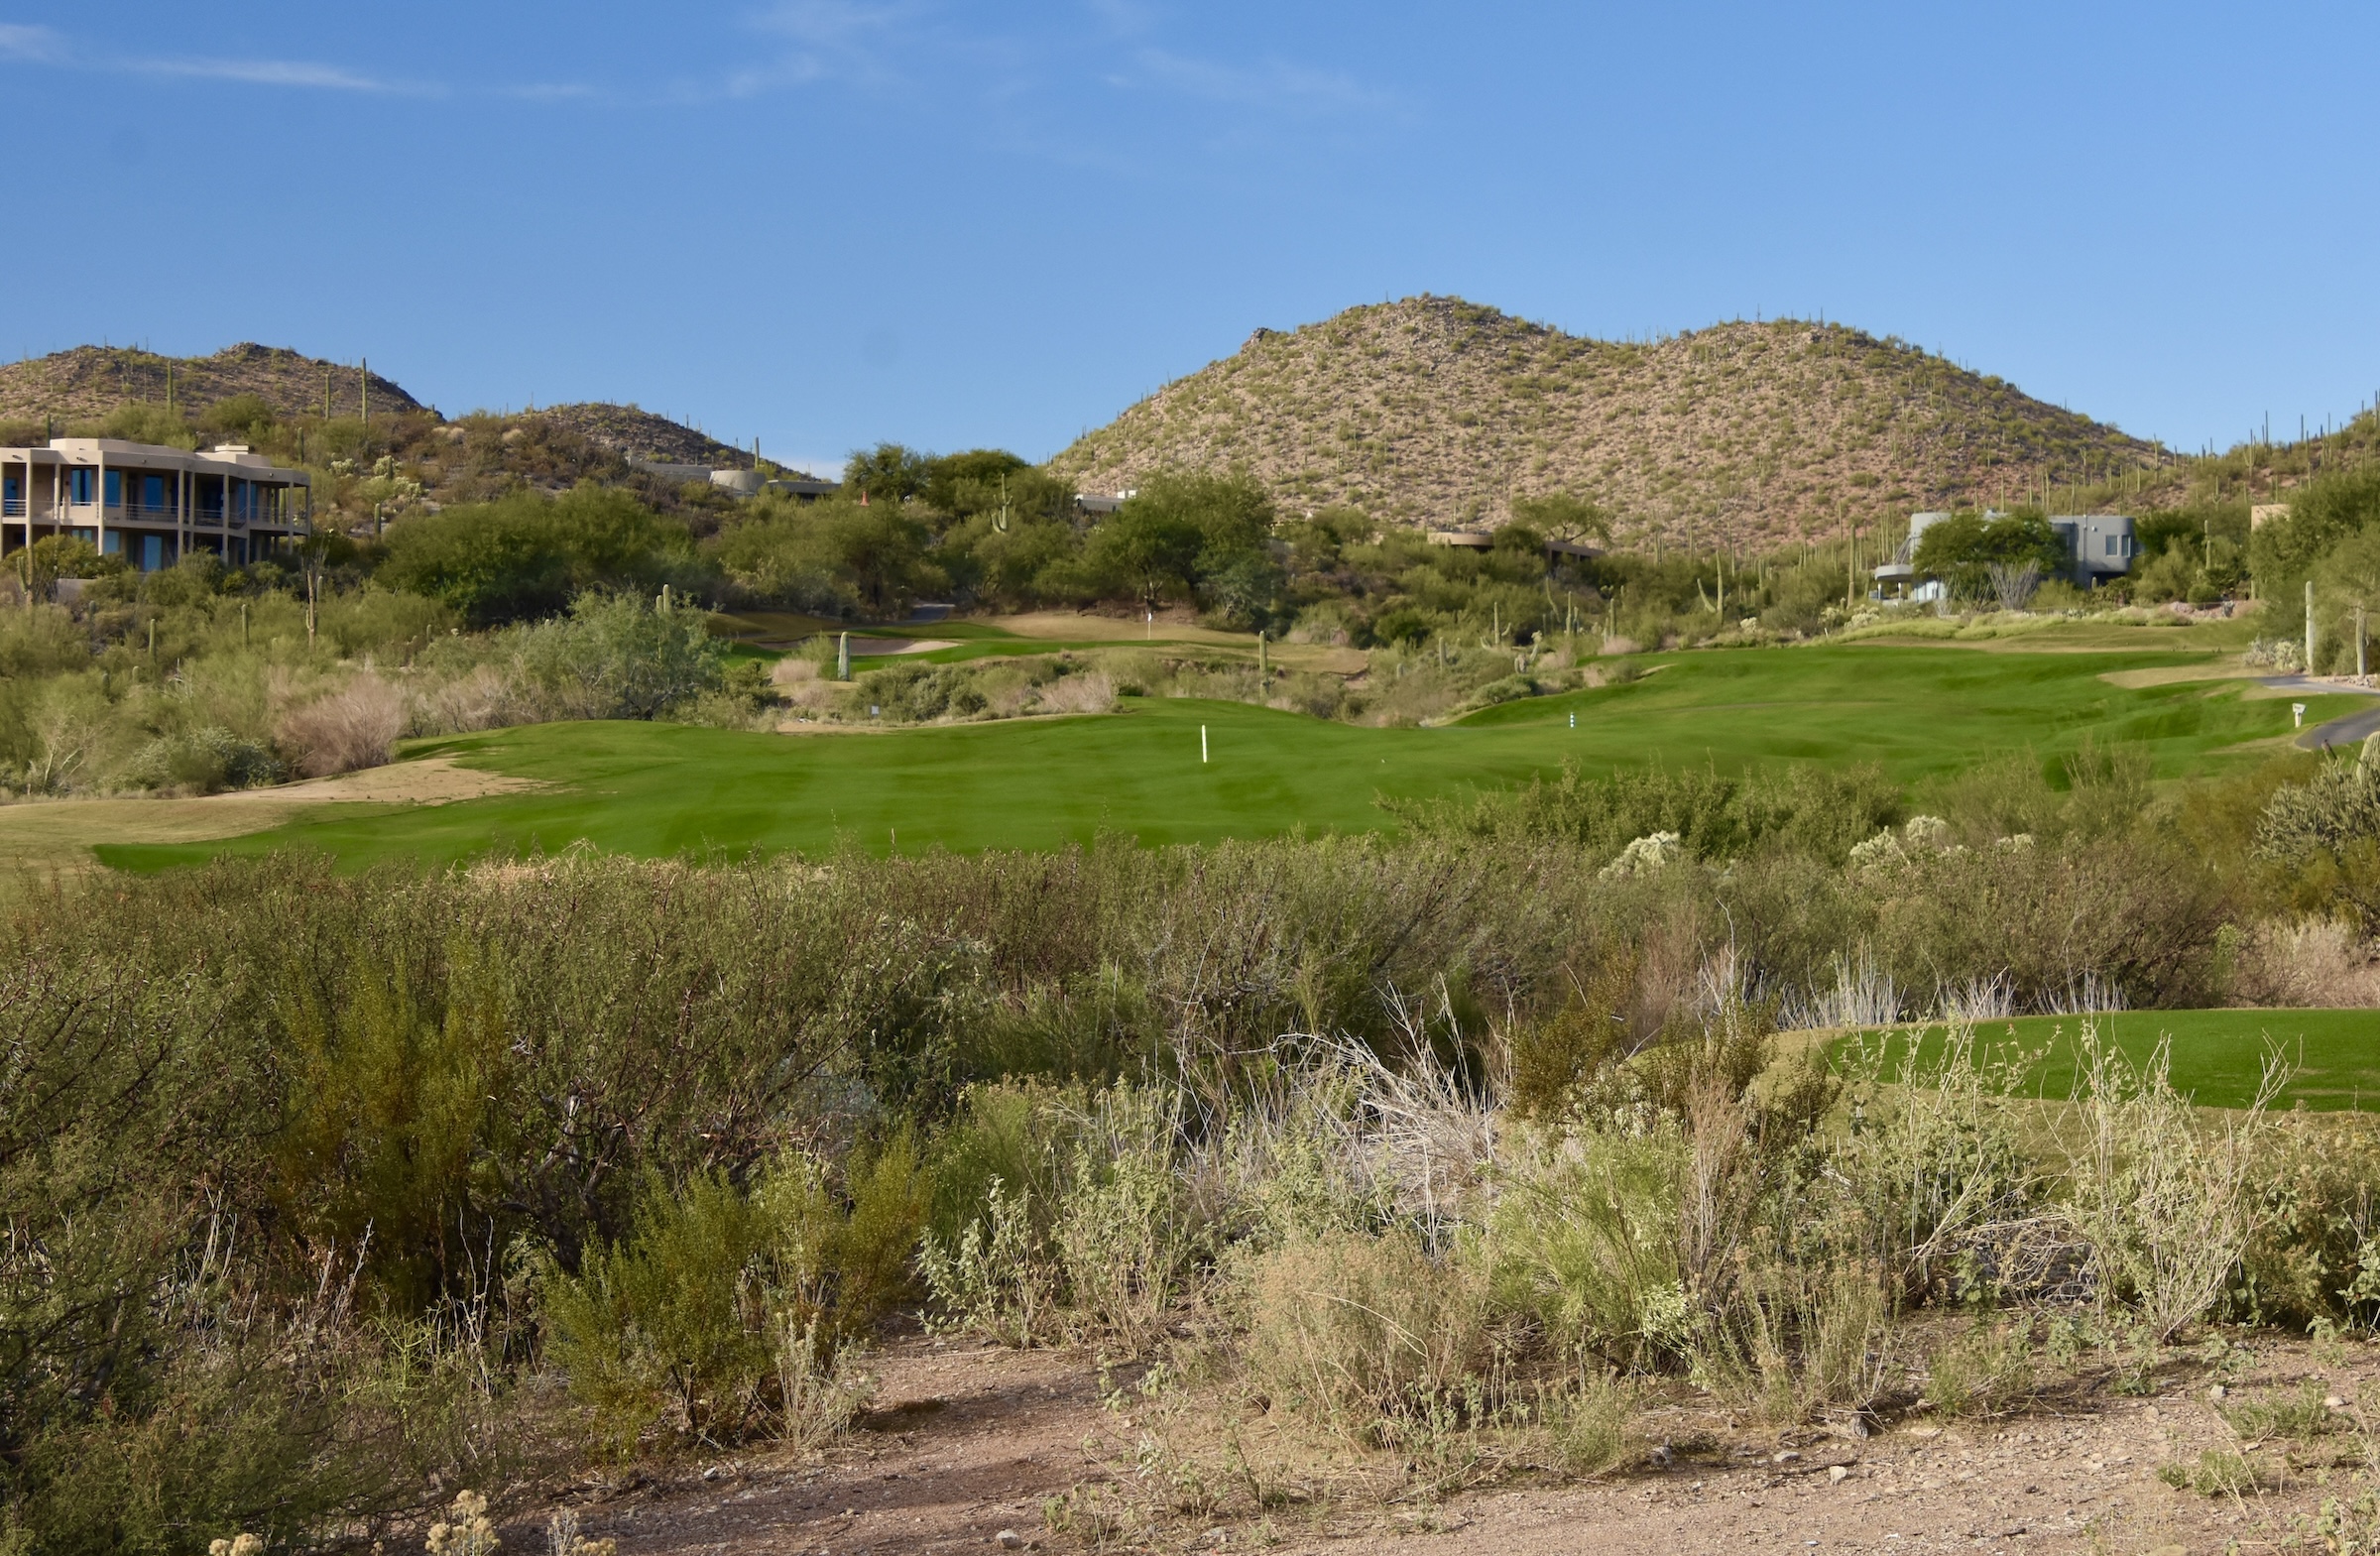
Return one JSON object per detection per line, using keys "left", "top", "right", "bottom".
{"left": 844, "top": 443, "right": 930, "bottom": 507}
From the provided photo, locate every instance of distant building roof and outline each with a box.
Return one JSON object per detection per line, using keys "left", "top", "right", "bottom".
{"left": 1428, "top": 528, "right": 1602, "bottom": 560}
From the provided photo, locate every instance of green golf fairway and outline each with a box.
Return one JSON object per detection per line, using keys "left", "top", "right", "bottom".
{"left": 1837, "top": 1009, "right": 2380, "bottom": 1111}
{"left": 94, "top": 644, "right": 2354, "bottom": 872}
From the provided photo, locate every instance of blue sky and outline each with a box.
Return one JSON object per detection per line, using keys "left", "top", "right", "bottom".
{"left": 4, "top": 2, "right": 2375, "bottom": 475}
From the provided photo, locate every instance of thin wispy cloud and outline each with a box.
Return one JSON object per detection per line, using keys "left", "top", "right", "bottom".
{"left": 733, "top": 0, "right": 925, "bottom": 94}
{"left": 0, "top": 22, "right": 63, "bottom": 60}
{"left": 1128, "top": 47, "right": 1388, "bottom": 114}
{"left": 751, "top": 0, "right": 921, "bottom": 49}
{"left": 0, "top": 22, "right": 415, "bottom": 92}
{"left": 125, "top": 55, "right": 402, "bottom": 91}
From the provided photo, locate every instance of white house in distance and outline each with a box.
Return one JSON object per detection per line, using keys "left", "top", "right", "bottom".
{"left": 1, "top": 436, "right": 309, "bottom": 571}
{"left": 1873, "top": 509, "right": 2137, "bottom": 599}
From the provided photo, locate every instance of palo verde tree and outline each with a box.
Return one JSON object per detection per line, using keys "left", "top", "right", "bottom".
{"left": 844, "top": 443, "right": 931, "bottom": 507}
{"left": 377, "top": 485, "right": 699, "bottom": 626}
{"left": 1085, "top": 471, "right": 1280, "bottom": 622}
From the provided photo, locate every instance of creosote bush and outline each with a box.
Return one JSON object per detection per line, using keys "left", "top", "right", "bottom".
{"left": 539, "top": 1136, "right": 924, "bottom": 1452}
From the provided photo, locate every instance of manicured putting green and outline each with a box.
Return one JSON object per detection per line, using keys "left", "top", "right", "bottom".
{"left": 97, "top": 645, "right": 2350, "bottom": 872}
{"left": 1839, "top": 1009, "right": 2380, "bottom": 1111}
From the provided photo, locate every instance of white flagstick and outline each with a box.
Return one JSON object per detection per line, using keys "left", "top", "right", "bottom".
{"left": 1201, "top": 725, "right": 1209, "bottom": 764}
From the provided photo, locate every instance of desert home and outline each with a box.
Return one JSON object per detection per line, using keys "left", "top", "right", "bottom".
{"left": 1874, "top": 508, "right": 2137, "bottom": 599}
{"left": 1, "top": 436, "right": 309, "bottom": 570}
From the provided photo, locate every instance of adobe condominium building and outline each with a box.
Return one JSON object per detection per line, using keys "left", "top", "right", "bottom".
{"left": 1, "top": 437, "right": 309, "bottom": 570}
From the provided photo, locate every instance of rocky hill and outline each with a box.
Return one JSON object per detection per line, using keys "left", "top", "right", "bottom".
{"left": 0, "top": 342, "right": 424, "bottom": 426}
{"left": 0, "top": 343, "right": 771, "bottom": 476}
{"left": 530, "top": 403, "right": 756, "bottom": 469}
{"left": 1047, "top": 297, "right": 2174, "bottom": 547}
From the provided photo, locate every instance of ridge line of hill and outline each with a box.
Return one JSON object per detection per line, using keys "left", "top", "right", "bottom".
{"left": 1046, "top": 295, "right": 2174, "bottom": 546}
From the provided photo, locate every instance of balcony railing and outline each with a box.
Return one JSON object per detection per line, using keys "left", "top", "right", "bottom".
{"left": 70, "top": 501, "right": 298, "bottom": 531}
{"left": 4, "top": 498, "right": 302, "bottom": 530}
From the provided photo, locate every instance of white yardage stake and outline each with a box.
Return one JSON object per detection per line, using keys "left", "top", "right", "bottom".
{"left": 1201, "top": 725, "right": 1209, "bottom": 764}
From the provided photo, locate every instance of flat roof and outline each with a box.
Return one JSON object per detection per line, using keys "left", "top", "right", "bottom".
{"left": 0, "top": 437, "right": 308, "bottom": 484}
{"left": 1428, "top": 529, "right": 1602, "bottom": 558}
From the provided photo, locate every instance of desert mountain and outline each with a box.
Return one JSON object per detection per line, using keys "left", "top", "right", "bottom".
{"left": 0, "top": 344, "right": 766, "bottom": 473}
{"left": 0, "top": 343, "right": 423, "bottom": 425}
{"left": 1047, "top": 297, "right": 2172, "bottom": 546}
{"left": 531, "top": 404, "right": 756, "bottom": 470}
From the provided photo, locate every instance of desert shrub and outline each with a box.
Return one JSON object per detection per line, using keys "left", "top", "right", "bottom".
{"left": 1829, "top": 1028, "right": 2043, "bottom": 1305}
{"left": 2058, "top": 1027, "right": 2284, "bottom": 1340}
{"left": 1920, "top": 1316, "right": 2037, "bottom": 1418}
{"left": 0, "top": 669, "right": 110, "bottom": 794}
{"left": 115, "top": 724, "right": 285, "bottom": 793}
{"left": 1485, "top": 1118, "right": 1691, "bottom": 1368}
{"left": 378, "top": 486, "right": 699, "bottom": 626}
{"left": 1208, "top": 1056, "right": 1385, "bottom": 1247}
{"left": 2159, "top": 1449, "right": 2271, "bottom": 1497}
{"left": 711, "top": 495, "right": 942, "bottom": 618}
{"left": 316, "top": 586, "right": 458, "bottom": 659}
{"left": 2229, "top": 917, "right": 2380, "bottom": 1008}
{"left": 0, "top": 930, "right": 489, "bottom": 1553}
{"left": 1690, "top": 1241, "right": 1894, "bottom": 1425}
{"left": 920, "top": 1082, "right": 1195, "bottom": 1352}
{"left": 1035, "top": 667, "right": 1117, "bottom": 715}
{"left": 2260, "top": 752, "right": 2380, "bottom": 932}
{"left": 503, "top": 590, "right": 726, "bottom": 719}
{"left": 918, "top": 1174, "right": 1061, "bottom": 1347}
{"left": 925, "top": 1081, "right": 1078, "bottom": 1242}
{"left": 1238, "top": 1227, "right": 1497, "bottom": 1444}
{"left": 1401, "top": 758, "right": 1902, "bottom": 867}
{"left": 536, "top": 1169, "right": 777, "bottom": 1449}
{"left": 1865, "top": 835, "right": 2226, "bottom": 1011}
{"left": 1049, "top": 1084, "right": 1199, "bottom": 1349}
{"left": 0, "top": 601, "right": 95, "bottom": 680}
{"left": 2228, "top": 1112, "right": 2380, "bottom": 1329}
{"left": 539, "top": 1138, "right": 923, "bottom": 1453}
{"left": 278, "top": 670, "right": 407, "bottom": 777}
{"left": 954, "top": 967, "right": 1158, "bottom": 1083}
{"left": 1541, "top": 1367, "right": 1635, "bottom": 1475}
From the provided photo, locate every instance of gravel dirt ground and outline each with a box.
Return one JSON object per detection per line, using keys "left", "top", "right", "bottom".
{"left": 511, "top": 1332, "right": 2380, "bottom": 1556}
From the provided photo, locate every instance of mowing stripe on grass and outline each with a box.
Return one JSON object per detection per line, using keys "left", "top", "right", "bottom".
{"left": 89, "top": 645, "right": 2351, "bottom": 872}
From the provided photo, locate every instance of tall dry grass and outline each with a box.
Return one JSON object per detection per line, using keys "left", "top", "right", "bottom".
{"left": 277, "top": 669, "right": 408, "bottom": 777}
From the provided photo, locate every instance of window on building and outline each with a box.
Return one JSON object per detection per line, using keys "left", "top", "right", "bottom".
{"left": 104, "top": 471, "right": 122, "bottom": 507}
{"left": 142, "top": 475, "right": 166, "bottom": 512}
{"left": 69, "top": 468, "right": 93, "bottom": 505}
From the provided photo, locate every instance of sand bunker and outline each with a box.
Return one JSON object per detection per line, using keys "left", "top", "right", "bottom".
{"left": 0, "top": 757, "right": 543, "bottom": 874}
